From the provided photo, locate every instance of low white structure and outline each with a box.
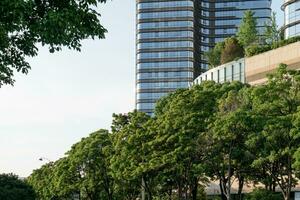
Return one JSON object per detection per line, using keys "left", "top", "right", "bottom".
{"left": 193, "top": 58, "right": 245, "bottom": 85}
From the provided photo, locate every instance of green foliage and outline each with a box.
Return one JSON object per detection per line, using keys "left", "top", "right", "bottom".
{"left": 245, "top": 188, "right": 282, "bottom": 200}
{"left": 246, "top": 36, "right": 300, "bottom": 57}
{"left": 205, "top": 82, "right": 253, "bottom": 200}
{"left": 264, "top": 12, "right": 280, "bottom": 45}
{"left": 220, "top": 37, "right": 244, "bottom": 64}
{"left": 237, "top": 10, "right": 258, "bottom": 47}
{"left": 110, "top": 111, "right": 154, "bottom": 199}
{"left": 29, "top": 129, "right": 115, "bottom": 200}
{"left": 0, "top": 173, "right": 35, "bottom": 200}
{"left": 293, "top": 147, "right": 300, "bottom": 176}
{"left": 0, "top": 0, "right": 108, "bottom": 87}
{"left": 292, "top": 105, "right": 300, "bottom": 177}
{"left": 205, "top": 41, "right": 225, "bottom": 69}
{"left": 245, "top": 44, "right": 271, "bottom": 57}
{"left": 27, "top": 162, "right": 59, "bottom": 200}
{"left": 247, "top": 64, "right": 300, "bottom": 200}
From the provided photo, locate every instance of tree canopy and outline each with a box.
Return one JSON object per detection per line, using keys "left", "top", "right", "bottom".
{"left": 0, "top": 0, "right": 108, "bottom": 87}
{"left": 237, "top": 10, "right": 258, "bottom": 47}
{"left": 0, "top": 173, "right": 35, "bottom": 200}
{"left": 220, "top": 37, "right": 244, "bottom": 64}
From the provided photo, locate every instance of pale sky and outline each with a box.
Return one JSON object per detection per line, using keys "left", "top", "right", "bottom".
{"left": 0, "top": 1, "right": 283, "bottom": 177}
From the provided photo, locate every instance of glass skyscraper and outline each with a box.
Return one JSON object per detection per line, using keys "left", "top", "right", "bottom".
{"left": 136, "top": 0, "right": 272, "bottom": 115}
{"left": 282, "top": 0, "right": 300, "bottom": 39}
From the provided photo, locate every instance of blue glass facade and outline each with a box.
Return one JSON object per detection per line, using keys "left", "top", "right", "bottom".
{"left": 136, "top": 0, "right": 271, "bottom": 115}
{"left": 283, "top": 0, "right": 300, "bottom": 39}
{"left": 136, "top": 0, "right": 194, "bottom": 115}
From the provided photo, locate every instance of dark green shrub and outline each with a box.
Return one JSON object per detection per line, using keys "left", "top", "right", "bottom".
{"left": 245, "top": 44, "right": 271, "bottom": 57}
{"left": 245, "top": 188, "right": 282, "bottom": 200}
{"left": 220, "top": 37, "right": 244, "bottom": 64}
{"left": 246, "top": 36, "right": 300, "bottom": 57}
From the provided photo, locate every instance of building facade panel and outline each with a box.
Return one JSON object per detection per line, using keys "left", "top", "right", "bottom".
{"left": 283, "top": 0, "right": 300, "bottom": 39}
{"left": 136, "top": 0, "right": 195, "bottom": 115}
{"left": 193, "top": 59, "right": 245, "bottom": 85}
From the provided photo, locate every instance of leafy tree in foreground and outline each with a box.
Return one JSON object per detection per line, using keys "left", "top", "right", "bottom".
{"left": 292, "top": 109, "right": 300, "bottom": 179}
{"left": 220, "top": 37, "right": 244, "bottom": 64}
{"left": 56, "top": 129, "right": 114, "bottom": 200}
{"left": 248, "top": 64, "right": 300, "bottom": 200}
{"left": 28, "top": 161, "right": 60, "bottom": 200}
{"left": 0, "top": 0, "right": 108, "bottom": 87}
{"left": 150, "top": 82, "right": 241, "bottom": 200}
{"left": 237, "top": 10, "right": 258, "bottom": 47}
{"left": 0, "top": 173, "right": 35, "bottom": 200}
{"left": 110, "top": 111, "right": 155, "bottom": 200}
{"left": 206, "top": 83, "right": 253, "bottom": 200}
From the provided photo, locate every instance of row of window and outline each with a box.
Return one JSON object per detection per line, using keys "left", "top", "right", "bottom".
{"left": 137, "top": 41, "right": 193, "bottom": 50}
{"left": 137, "top": 92, "right": 167, "bottom": 100}
{"left": 138, "top": 11, "right": 193, "bottom": 20}
{"left": 194, "top": 62, "right": 244, "bottom": 85}
{"left": 138, "top": 51, "right": 193, "bottom": 59}
{"left": 215, "top": 9, "right": 270, "bottom": 18}
{"left": 215, "top": 18, "right": 268, "bottom": 26}
{"left": 137, "top": 61, "right": 193, "bottom": 69}
{"left": 213, "top": 27, "right": 266, "bottom": 35}
{"left": 215, "top": 1, "right": 271, "bottom": 9}
{"left": 137, "top": 1, "right": 193, "bottom": 10}
{"left": 136, "top": 103, "right": 156, "bottom": 110}
{"left": 285, "top": 23, "right": 300, "bottom": 38}
{"left": 137, "top": 31, "right": 193, "bottom": 39}
{"left": 215, "top": 28, "right": 237, "bottom": 34}
{"left": 138, "top": 21, "right": 193, "bottom": 29}
{"left": 137, "top": 71, "right": 193, "bottom": 80}
{"left": 137, "top": 81, "right": 189, "bottom": 89}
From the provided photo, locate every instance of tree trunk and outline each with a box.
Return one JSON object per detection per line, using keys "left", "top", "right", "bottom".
{"left": 192, "top": 178, "right": 198, "bottom": 200}
{"left": 237, "top": 175, "right": 244, "bottom": 200}
{"left": 142, "top": 177, "right": 146, "bottom": 200}
{"left": 285, "top": 156, "right": 292, "bottom": 200}
{"left": 144, "top": 177, "right": 153, "bottom": 200}
{"left": 178, "top": 180, "right": 182, "bottom": 200}
{"left": 227, "top": 145, "right": 233, "bottom": 200}
{"left": 219, "top": 178, "right": 227, "bottom": 200}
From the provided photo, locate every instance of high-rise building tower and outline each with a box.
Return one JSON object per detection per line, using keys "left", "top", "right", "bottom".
{"left": 136, "top": 0, "right": 272, "bottom": 115}
{"left": 282, "top": 0, "right": 300, "bottom": 39}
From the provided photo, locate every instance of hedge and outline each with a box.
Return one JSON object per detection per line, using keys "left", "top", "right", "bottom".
{"left": 246, "top": 36, "right": 300, "bottom": 57}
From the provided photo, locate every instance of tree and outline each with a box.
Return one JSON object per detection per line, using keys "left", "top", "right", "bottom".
{"left": 205, "top": 41, "right": 225, "bottom": 69}
{"left": 237, "top": 10, "right": 258, "bottom": 47}
{"left": 0, "top": 0, "right": 108, "bottom": 87}
{"left": 0, "top": 173, "right": 35, "bottom": 200}
{"left": 149, "top": 82, "right": 239, "bottom": 200}
{"left": 56, "top": 129, "right": 114, "bottom": 200}
{"left": 205, "top": 83, "right": 253, "bottom": 200}
{"left": 220, "top": 37, "right": 244, "bottom": 64}
{"left": 264, "top": 12, "right": 280, "bottom": 45}
{"left": 292, "top": 109, "right": 300, "bottom": 179}
{"left": 28, "top": 162, "right": 60, "bottom": 200}
{"left": 110, "top": 111, "right": 155, "bottom": 200}
{"left": 248, "top": 64, "right": 300, "bottom": 200}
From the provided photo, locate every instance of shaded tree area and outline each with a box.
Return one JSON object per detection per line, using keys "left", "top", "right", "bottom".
{"left": 0, "top": 0, "right": 108, "bottom": 87}
{"left": 28, "top": 65, "right": 300, "bottom": 200}
{"left": 0, "top": 173, "right": 35, "bottom": 200}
